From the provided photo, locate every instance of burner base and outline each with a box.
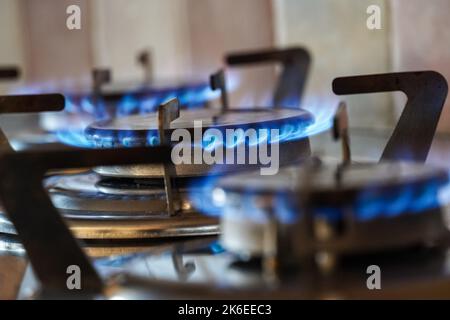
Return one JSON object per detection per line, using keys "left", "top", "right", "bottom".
{"left": 0, "top": 172, "right": 219, "bottom": 240}
{"left": 93, "top": 138, "right": 311, "bottom": 178}
{"left": 0, "top": 211, "right": 219, "bottom": 240}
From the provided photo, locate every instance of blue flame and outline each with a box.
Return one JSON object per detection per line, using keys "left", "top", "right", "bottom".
{"left": 10, "top": 78, "right": 224, "bottom": 148}
{"left": 56, "top": 130, "right": 96, "bottom": 148}
{"left": 80, "top": 97, "right": 95, "bottom": 114}
{"left": 12, "top": 74, "right": 334, "bottom": 151}
{"left": 355, "top": 180, "right": 443, "bottom": 221}
{"left": 86, "top": 111, "right": 316, "bottom": 149}
{"left": 113, "top": 86, "right": 220, "bottom": 118}
{"left": 190, "top": 167, "right": 450, "bottom": 225}
{"left": 116, "top": 95, "right": 141, "bottom": 117}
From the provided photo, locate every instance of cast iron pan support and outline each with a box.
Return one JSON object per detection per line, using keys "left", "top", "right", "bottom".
{"left": 210, "top": 70, "right": 229, "bottom": 112}
{"left": 91, "top": 69, "right": 111, "bottom": 115}
{"left": 226, "top": 47, "right": 311, "bottom": 108}
{"left": 0, "top": 67, "right": 18, "bottom": 147}
{"left": 0, "top": 146, "right": 172, "bottom": 297}
{"left": 0, "top": 94, "right": 65, "bottom": 150}
{"left": 0, "top": 91, "right": 173, "bottom": 297}
{"left": 0, "top": 67, "right": 64, "bottom": 150}
{"left": 137, "top": 49, "right": 153, "bottom": 83}
{"left": 0, "top": 66, "right": 20, "bottom": 80}
{"left": 333, "top": 71, "right": 448, "bottom": 163}
{"left": 158, "top": 98, "right": 181, "bottom": 216}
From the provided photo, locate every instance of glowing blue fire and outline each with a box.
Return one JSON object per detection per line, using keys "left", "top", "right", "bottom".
{"left": 84, "top": 94, "right": 338, "bottom": 149}
{"left": 56, "top": 129, "right": 96, "bottom": 148}
{"left": 114, "top": 85, "right": 217, "bottom": 117}
{"left": 85, "top": 114, "right": 315, "bottom": 149}
{"left": 355, "top": 180, "right": 444, "bottom": 220}
{"left": 10, "top": 77, "right": 225, "bottom": 148}
{"left": 12, "top": 75, "right": 335, "bottom": 150}
{"left": 189, "top": 167, "right": 450, "bottom": 225}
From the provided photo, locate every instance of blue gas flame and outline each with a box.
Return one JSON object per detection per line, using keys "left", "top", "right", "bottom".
{"left": 12, "top": 75, "right": 335, "bottom": 151}
{"left": 355, "top": 180, "right": 444, "bottom": 221}
{"left": 190, "top": 169, "right": 450, "bottom": 225}
{"left": 9, "top": 77, "right": 225, "bottom": 148}
{"left": 56, "top": 129, "right": 96, "bottom": 148}
{"left": 85, "top": 113, "right": 315, "bottom": 149}
{"left": 114, "top": 85, "right": 220, "bottom": 118}
{"left": 84, "top": 93, "right": 337, "bottom": 149}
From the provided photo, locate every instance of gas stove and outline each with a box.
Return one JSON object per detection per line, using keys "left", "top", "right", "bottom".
{"left": 0, "top": 48, "right": 313, "bottom": 246}
{"left": 0, "top": 48, "right": 450, "bottom": 300}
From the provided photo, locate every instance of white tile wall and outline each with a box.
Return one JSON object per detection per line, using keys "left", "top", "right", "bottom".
{"left": 272, "top": 0, "right": 395, "bottom": 130}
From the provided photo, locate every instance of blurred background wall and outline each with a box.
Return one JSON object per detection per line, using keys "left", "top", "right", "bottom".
{"left": 0, "top": 0, "right": 449, "bottom": 133}
{"left": 187, "top": 0, "right": 276, "bottom": 107}
{"left": 89, "top": 0, "right": 192, "bottom": 81}
{"left": 0, "top": 0, "right": 26, "bottom": 92}
{"left": 273, "top": 0, "right": 393, "bottom": 130}
{"left": 21, "top": 0, "right": 93, "bottom": 85}
{"left": 390, "top": 0, "right": 450, "bottom": 132}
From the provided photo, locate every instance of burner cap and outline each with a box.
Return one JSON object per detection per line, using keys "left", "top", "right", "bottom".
{"left": 86, "top": 108, "right": 313, "bottom": 178}
{"left": 85, "top": 107, "right": 314, "bottom": 148}
{"left": 218, "top": 162, "right": 448, "bottom": 205}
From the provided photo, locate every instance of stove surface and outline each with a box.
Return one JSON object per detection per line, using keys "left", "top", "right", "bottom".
{"left": 1, "top": 130, "right": 450, "bottom": 299}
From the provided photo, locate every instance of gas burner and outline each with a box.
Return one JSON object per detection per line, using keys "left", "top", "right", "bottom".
{"left": 51, "top": 172, "right": 176, "bottom": 216}
{"left": 98, "top": 78, "right": 210, "bottom": 106}
{"left": 18, "top": 85, "right": 312, "bottom": 239}
{"left": 28, "top": 59, "right": 214, "bottom": 150}
{"left": 1, "top": 56, "right": 314, "bottom": 244}
{"left": 92, "top": 50, "right": 211, "bottom": 108}
{"left": 41, "top": 74, "right": 211, "bottom": 133}
{"left": 87, "top": 107, "right": 313, "bottom": 178}
{"left": 0, "top": 95, "right": 221, "bottom": 241}
{"left": 213, "top": 161, "right": 450, "bottom": 258}
{"left": 86, "top": 108, "right": 313, "bottom": 148}
{"left": 0, "top": 171, "right": 218, "bottom": 240}
{"left": 95, "top": 175, "right": 177, "bottom": 196}
{"left": 86, "top": 69, "right": 314, "bottom": 178}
